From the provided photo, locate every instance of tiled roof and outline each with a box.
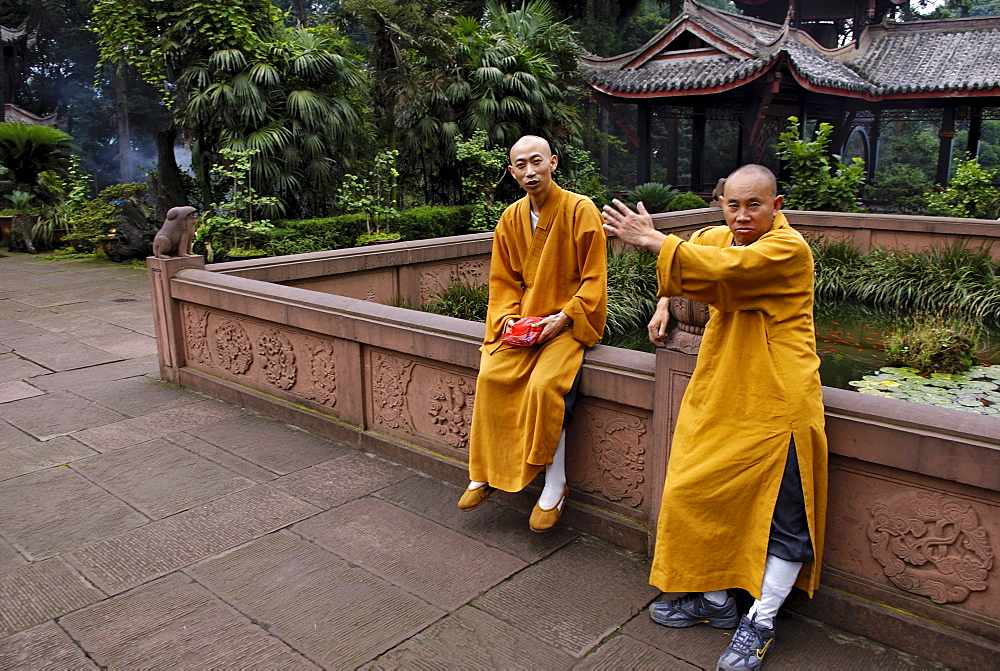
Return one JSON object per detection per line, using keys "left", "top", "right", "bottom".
{"left": 851, "top": 24, "right": 1000, "bottom": 94}
{"left": 582, "top": 1, "right": 1000, "bottom": 99}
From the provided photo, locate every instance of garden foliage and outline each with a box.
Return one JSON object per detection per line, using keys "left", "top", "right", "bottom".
{"left": 884, "top": 312, "right": 981, "bottom": 374}
{"left": 924, "top": 155, "right": 1000, "bottom": 219}
{"left": 775, "top": 116, "right": 866, "bottom": 212}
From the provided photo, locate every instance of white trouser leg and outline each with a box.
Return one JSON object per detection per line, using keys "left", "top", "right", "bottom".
{"left": 467, "top": 480, "right": 487, "bottom": 489}
{"left": 538, "top": 430, "right": 567, "bottom": 509}
{"left": 748, "top": 554, "right": 803, "bottom": 629}
{"left": 703, "top": 590, "right": 728, "bottom": 606}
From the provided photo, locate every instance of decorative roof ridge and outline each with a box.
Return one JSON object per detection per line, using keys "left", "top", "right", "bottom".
{"left": 876, "top": 14, "right": 1000, "bottom": 33}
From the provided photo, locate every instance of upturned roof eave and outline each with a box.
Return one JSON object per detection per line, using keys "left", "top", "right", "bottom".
{"left": 585, "top": 60, "right": 777, "bottom": 99}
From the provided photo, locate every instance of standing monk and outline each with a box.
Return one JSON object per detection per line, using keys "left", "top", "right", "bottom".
{"left": 601, "top": 164, "right": 827, "bottom": 670}
{"left": 458, "top": 135, "right": 607, "bottom": 533}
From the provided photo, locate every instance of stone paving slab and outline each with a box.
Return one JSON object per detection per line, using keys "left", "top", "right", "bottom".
{"left": 6, "top": 333, "right": 121, "bottom": 371}
{"left": 362, "top": 604, "right": 576, "bottom": 670}
{"left": 0, "top": 466, "right": 149, "bottom": 559}
{"left": 272, "top": 450, "right": 411, "bottom": 508}
{"left": 576, "top": 634, "right": 699, "bottom": 670}
{"left": 0, "top": 558, "right": 105, "bottom": 637}
{"left": 0, "top": 320, "right": 47, "bottom": 343}
{"left": 19, "top": 312, "right": 128, "bottom": 338}
{"left": 60, "top": 573, "right": 318, "bottom": 669}
{"left": 474, "top": 536, "right": 661, "bottom": 657}
{"left": 0, "top": 436, "right": 95, "bottom": 481}
{"left": 295, "top": 497, "right": 527, "bottom": 611}
{"left": 0, "top": 353, "right": 50, "bottom": 384}
{"left": 70, "top": 375, "right": 202, "bottom": 418}
{"left": 0, "top": 390, "right": 127, "bottom": 441}
{"left": 377, "top": 475, "right": 578, "bottom": 563}
{"left": 0, "top": 536, "right": 26, "bottom": 575}
{"left": 0, "top": 621, "right": 97, "bottom": 670}
{"left": 26, "top": 355, "right": 157, "bottom": 391}
{"left": 71, "top": 398, "right": 243, "bottom": 452}
{"left": 80, "top": 332, "right": 157, "bottom": 359}
{"left": 67, "top": 484, "right": 319, "bottom": 594}
{"left": 0, "top": 381, "right": 44, "bottom": 404}
{"left": 0, "top": 301, "right": 47, "bottom": 321}
{"left": 164, "top": 432, "right": 279, "bottom": 483}
{"left": 189, "top": 531, "right": 445, "bottom": 669}
{"left": 71, "top": 438, "right": 255, "bottom": 519}
{"left": 0, "top": 419, "right": 36, "bottom": 449}
{"left": 188, "top": 414, "right": 347, "bottom": 474}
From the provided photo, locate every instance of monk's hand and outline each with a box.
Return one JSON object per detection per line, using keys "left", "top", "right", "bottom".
{"left": 536, "top": 311, "right": 571, "bottom": 344}
{"left": 601, "top": 200, "right": 667, "bottom": 253}
{"left": 647, "top": 296, "right": 671, "bottom": 347}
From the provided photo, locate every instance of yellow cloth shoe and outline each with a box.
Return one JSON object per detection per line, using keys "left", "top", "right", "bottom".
{"left": 457, "top": 483, "right": 494, "bottom": 510}
{"left": 529, "top": 486, "right": 568, "bottom": 532}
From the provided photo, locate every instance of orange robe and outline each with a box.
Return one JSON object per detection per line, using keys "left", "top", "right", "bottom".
{"left": 469, "top": 183, "right": 607, "bottom": 492}
{"left": 650, "top": 212, "right": 828, "bottom": 597}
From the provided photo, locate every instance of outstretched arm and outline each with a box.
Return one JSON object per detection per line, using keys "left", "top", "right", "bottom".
{"left": 601, "top": 200, "right": 667, "bottom": 253}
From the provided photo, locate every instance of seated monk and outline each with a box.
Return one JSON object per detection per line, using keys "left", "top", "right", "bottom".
{"left": 458, "top": 135, "right": 607, "bottom": 533}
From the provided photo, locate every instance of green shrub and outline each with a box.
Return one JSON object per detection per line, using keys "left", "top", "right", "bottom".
{"left": 776, "top": 116, "right": 866, "bottom": 212}
{"left": 924, "top": 155, "right": 1000, "bottom": 219}
{"left": 884, "top": 312, "right": 982, "bottom": 373}
{"left": 393, "top": 205, "right": 475, "bottom": 240}
{"left": 427, "top": 279, "right": 489, "bottom": 322}
{"left": 868, "top": 163, "right": 933, "bottom": 215}
{"left": 625, "top": 182, "right": 678, "bottom": 213}
{"left": 666, "top": 191, "right": 707, "bottom": 211}
{"left": 64, "top": 183, "right": 148, "bottom": 253}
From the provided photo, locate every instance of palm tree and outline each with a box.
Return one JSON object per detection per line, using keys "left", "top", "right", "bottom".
{"left": 0, "top": 123, "right": 73, "bottom": 204}
{"left": 175, "top": 27, "right": 368, "bottom": 217}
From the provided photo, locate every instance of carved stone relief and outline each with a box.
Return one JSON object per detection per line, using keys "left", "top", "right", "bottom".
{"left": 182, "top": 304, "right": 210, "bottom": 364}
{"left": 419, "top": 259, "right": 487, "bottom": 306}
{"left": 868, "top": 492, "right": 994, "bottom": 604}
{"left": 302, "top": 337, "right": 337, "bottom": 407}
{"left": 256, "top": 329, "right": 296, "bottom": 389}
{"left": 371, "top": 352, "right": 415, "bottom": 431}
{"left": 213, "top": 318, "right": 252, "bottom": 374}
{"left": 428, "top": 374, "right": 476, "bottom": 448}
{"left": 576, "top": 407, "right": 647, "bottom": 506}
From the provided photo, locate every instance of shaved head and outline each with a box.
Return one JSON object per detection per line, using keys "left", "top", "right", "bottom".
{"left": 726, "top": 164, "right": 778, "bottom": 199}
{"left": 509, "top": 135, "right": 553, "bottom": 164}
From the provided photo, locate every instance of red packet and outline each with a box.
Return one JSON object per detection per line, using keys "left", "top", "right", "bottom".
{"left": 501, "top": 316, "right": 544, "bottom": 347}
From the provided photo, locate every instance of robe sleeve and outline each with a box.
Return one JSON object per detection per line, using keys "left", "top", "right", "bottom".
{"left": 561, "top": 200, "right": 608, "bottom": 347}
{"left": 484, "top": 208, "right": 524, "bottom": 344}
{"left": 656, "top": 223, "right": 813, "bottom": 316}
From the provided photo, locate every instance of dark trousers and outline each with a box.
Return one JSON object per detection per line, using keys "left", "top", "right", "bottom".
{"left": 768, "top": 436, "right": 814, "bottom": 563}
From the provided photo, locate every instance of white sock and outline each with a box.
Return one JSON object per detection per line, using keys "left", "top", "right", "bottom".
{"left": 467, "top": 481, "right": 487, "bottom": 490}
{"left": 538, "top": 430, "right": 567, "bottom": 509}
{"left": 704, "top": 590, "right": 728, "bottom": 606}
{"left": 748, "top": 554, "right": 803, "bottom": 629}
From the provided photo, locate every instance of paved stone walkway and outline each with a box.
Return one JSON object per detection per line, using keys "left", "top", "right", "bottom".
{"left": 0, "top": 251, "right": 944, "bottom": 669}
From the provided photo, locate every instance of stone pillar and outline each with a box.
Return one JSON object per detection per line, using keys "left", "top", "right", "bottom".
{"left": 935, "top": 106, "right": 956, "bottom": 185}
{"left": 147, "top": 255, "right": 205, "bottom": 384}
{"left": 648, "top": 296, "right": 708, "bottom": 553}
{"left": 638, "top": 101, "right": 652, "bottom": 185}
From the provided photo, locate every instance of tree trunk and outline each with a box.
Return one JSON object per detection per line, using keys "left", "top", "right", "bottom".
{"left": 110, "top": 64, "right": 134, "bottom": 183}
{"left": 152, "top": 123, "right": 186, "bottom": 222}
{"left": 9, "top": 214, "right": 36, "bottom": 253}
{"left": 292, "top": 0, "right": 309, "bottom": 26}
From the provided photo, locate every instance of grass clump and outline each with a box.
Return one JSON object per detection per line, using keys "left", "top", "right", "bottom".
{"left": 884, "top": 312, "right": 982, "bottom": 374}
{"left": 811, "top": 240, "right": 1000, "bottom": 328}
{"left": 605, "top": 245, "right": 659, "bottom": 341}
{"left": 427, "top": 279, "right": 489, "bottom": 322}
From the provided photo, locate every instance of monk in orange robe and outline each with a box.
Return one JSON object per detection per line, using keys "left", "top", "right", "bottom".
{"left": 602, "top": 164, "right": 827, "bottom": 671}
{"left": 458, "top": 135, "right": 607, "bottom": 533}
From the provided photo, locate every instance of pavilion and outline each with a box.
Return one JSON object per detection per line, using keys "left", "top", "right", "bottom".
{"left": 581, "top": 0, "right": 1000, "bottom": 190}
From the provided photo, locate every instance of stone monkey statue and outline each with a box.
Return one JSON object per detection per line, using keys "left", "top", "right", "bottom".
{"left": 152, "top": 206, "right": 199, "bottom": 259}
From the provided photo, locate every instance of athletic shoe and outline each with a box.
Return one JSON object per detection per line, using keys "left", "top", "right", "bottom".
{"left": 716, "top": 614, "right": 775, "bottom": 670}
{"left": 649, "top": 592, "right": 739, "bottom": 629}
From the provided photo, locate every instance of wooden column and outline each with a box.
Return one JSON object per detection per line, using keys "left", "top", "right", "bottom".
{"left": 638, "top": 101, "right": 652, "bottom": 185}
{"left": 935, "top": 105, "right": 956, "bottom": 184}
{"left": 691, "top": 110, "right": 706, "bottom": 192}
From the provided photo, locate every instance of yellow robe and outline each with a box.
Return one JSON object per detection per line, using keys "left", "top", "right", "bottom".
{"left": 469, "top": 183, "right": 607, "bottom": 492}
{"left": 650, "top": 212, "right": 828, "bottom": 598}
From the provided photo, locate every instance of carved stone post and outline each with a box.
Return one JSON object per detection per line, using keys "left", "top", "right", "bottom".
{"left": 147, "top": 255, "right": 205, "bottom": 384}
{"left": 648, "top": 296, "right": 709, "bottom": 553}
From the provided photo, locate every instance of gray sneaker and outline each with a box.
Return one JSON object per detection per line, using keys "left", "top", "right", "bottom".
{"left": 716, "top": 614, "right": 775, "bottom": 670}
{"left": 649, "top": 592, "right": 739, "bottom": 629}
